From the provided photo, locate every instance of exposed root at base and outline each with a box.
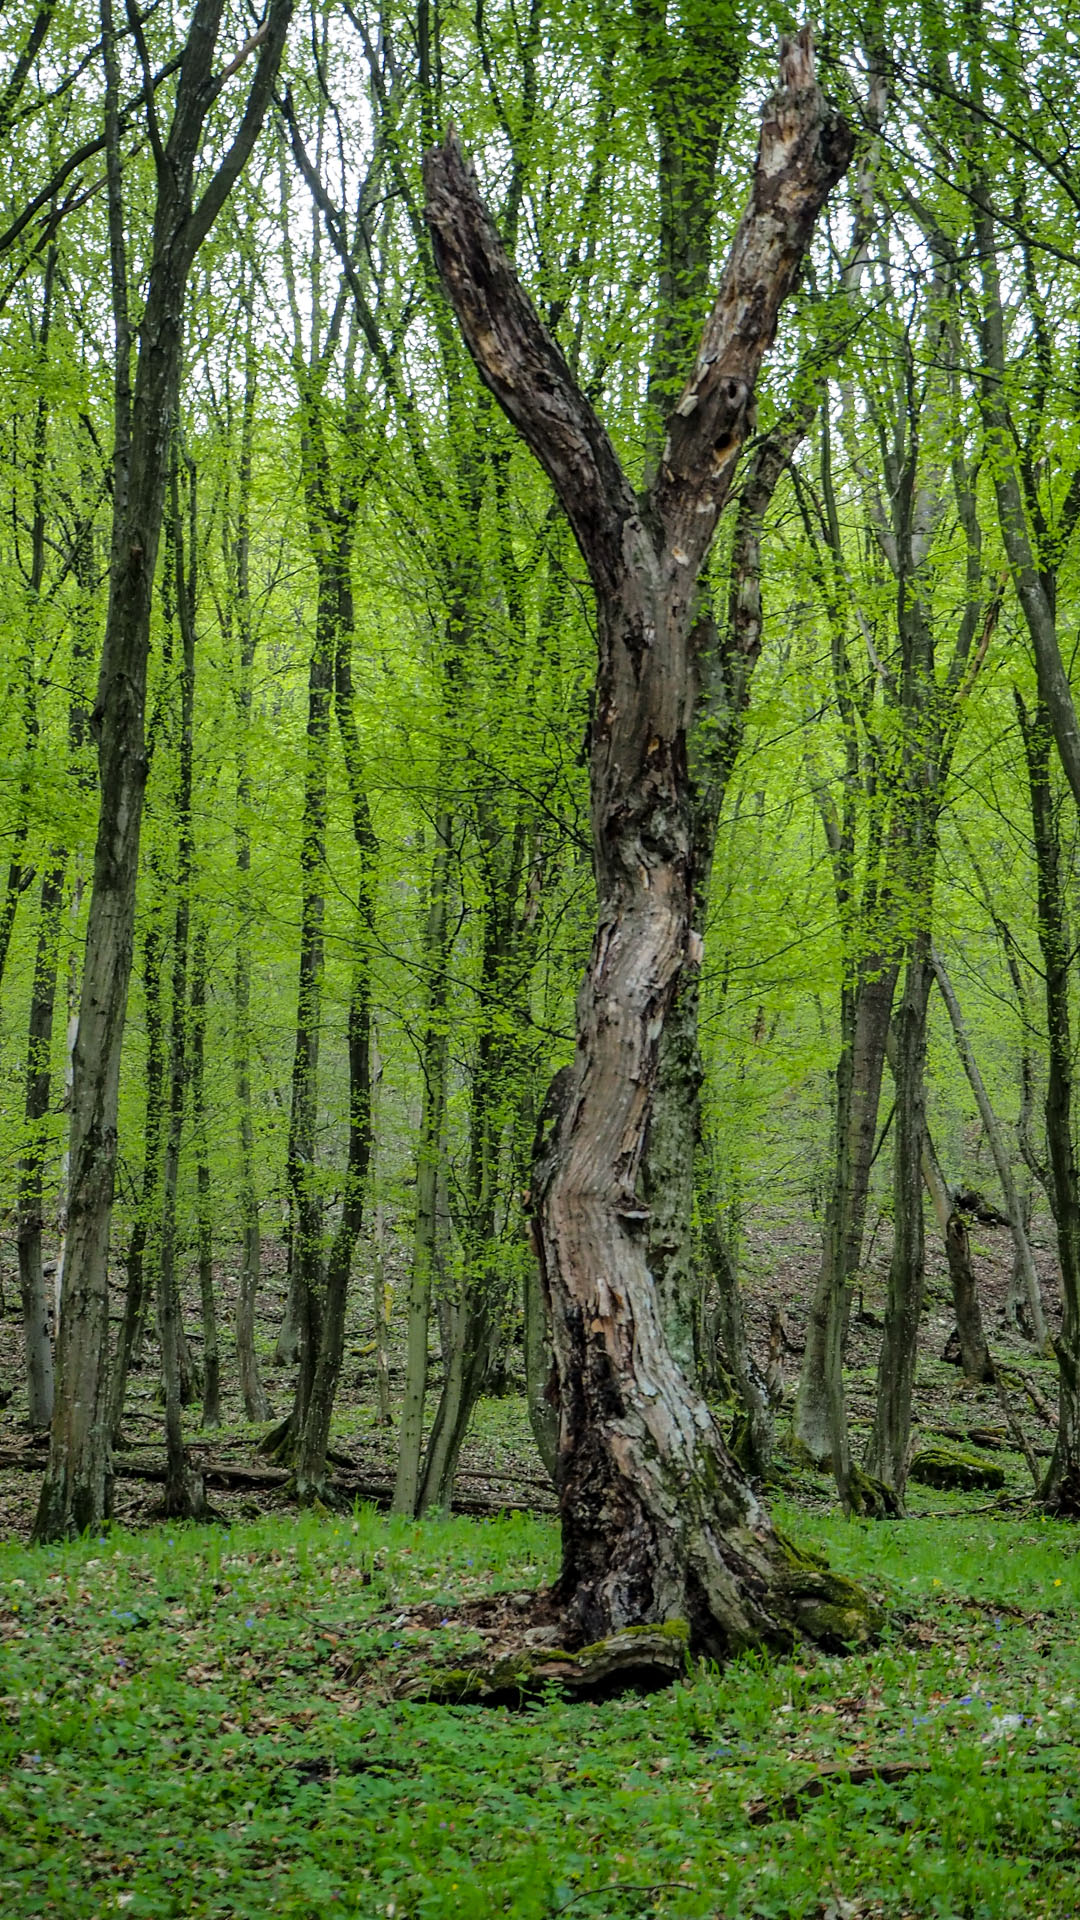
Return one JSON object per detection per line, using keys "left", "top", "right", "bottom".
{"left": 395, "top": 1606, "right": 690, "bottom": 1704}
{"left": 384, "top": 1554, "right": 882, "bottom": 1705}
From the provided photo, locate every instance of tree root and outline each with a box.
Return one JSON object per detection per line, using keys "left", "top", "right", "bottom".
{"left": 846, "top": 1466, "right": 903, "bottom": 1518}
{"left": 395, "top": 1620, "right": 690, "bottom": 1705}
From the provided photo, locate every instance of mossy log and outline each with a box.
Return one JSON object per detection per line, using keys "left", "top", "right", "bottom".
{"left": 909, "top": 1445, "right": 1006, "bottom": 1492}
{"left": 395, "top": 1621, "right": 691, "bottom": 1705}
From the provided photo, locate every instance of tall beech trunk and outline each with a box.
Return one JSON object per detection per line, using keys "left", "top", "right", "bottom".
{"left": 18, "top": 854, "right": 64, "bottom": 1429}
{"left": 417, "top": 811, "right": 531, "bottom": 1514}
{"left": 929, "top": 943, "right": 1048, "bottom": 1352}
{"left": 34, "top": 0, "right": 294, "bottom": 1542}
{"left": 915, "top": 1090, "right": 992, "bottom": 1384}
{"left": 15, "top": 248, "right": 58, "bottom": 1427}
{"left": 866, "top": 946, "right": 933, "bottom": 1497}
{"left": 190, "top": 918, "right": 220, "bottom": 1429}
{"left": 154, "top": 454, "right": 208, "bottom": 1520}
{"left": 793, "top": 958, "right": 898, "bottom": 1474}
{"left": 371, "top": 1198, "right": 393, "bottom": 1428}
{"left": 424, "top": 39, "right": 871, "bottom": 1653}
{"left": 281, "top": 579, "right": 333, "bottom": 1444}
{"left": 109, "top": 881, "right": 166, "bottom": 1440}
{"left": 231, "top": 278, "right": 267, "bottom": 1422}
{"left": 293, "top": 551, "right": 376, "bottom": 1500}
{"left": 1017, "top": 696, "right": 1080, "bottom": 1511}
{"left": 392, "top": 814, "right": 452, "bottom": 1515}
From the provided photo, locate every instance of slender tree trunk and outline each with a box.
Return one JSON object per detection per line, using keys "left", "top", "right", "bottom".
{"left": 392, "top": 814, "right": 452, "bottom": 1514}
{"left": 793, "top": 960, "right": 897, "bottom": 1468}
{"left": 920, "top": 1120, "right": 992, "bottom": 1383}
{"left": 425, "top": 43, "right": 870, "bottom": 1652}
{"left": 866, "top": 946, "right": 933, "bottom": 1498}
{"left": 154, "top": 455, "right": 208, "bottom": 1519}
{"left": 930, "top": 943, "right": 1049, "bottom": 1352}
{"left": 1017, "top": 695, "right": 1080, "bottom": 1512}
{"left": 371, "top": 1197, "right": 393, "bottom": 1428}
{"left": 293, "top": 548, "right": 376, "bottom": 1499}
{"left": 109, "top": 884, "right": 167, "bottom": 1443}
{"left": 17, "top": 854, "right": 64, "bottom": 1428}
{"left": 231, "top": 281, "right": 267, "bottom": 1422}
{"left": 417, "top": 814, "right": 526, "bottom": 1513}
{"left": 190, "top": 922, "right": 220, "bottom": 1430}
{"left": 14, "top": 249, "right": 58, "bottom": 1427}
{"left": 53, "top": 462, "right": 97, "bottom": 1327}
{"left": 280, "top": 574, "right": 334, "bottom": 1445}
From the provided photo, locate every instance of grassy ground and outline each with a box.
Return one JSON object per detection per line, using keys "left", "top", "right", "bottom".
{"left": 2, "top": 1499, "right": 1079, "bottom": 1919}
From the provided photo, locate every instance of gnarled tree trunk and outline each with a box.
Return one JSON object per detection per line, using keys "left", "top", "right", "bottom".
{"left": 425, "top": 37, "right": 872, "bottom": 1655}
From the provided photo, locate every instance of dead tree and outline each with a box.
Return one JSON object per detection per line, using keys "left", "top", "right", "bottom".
{"left": 424, "top": 35, "right": 874, "bottom": 1657}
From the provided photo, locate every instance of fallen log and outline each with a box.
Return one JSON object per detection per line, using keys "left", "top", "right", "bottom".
{"left": 0, "top": 1446, "right": 557, "bottom": 1516}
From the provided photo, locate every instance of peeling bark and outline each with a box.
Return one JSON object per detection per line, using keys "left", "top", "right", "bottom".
{"left": 424, "top": 36, "right": 865, "bottom": 1654}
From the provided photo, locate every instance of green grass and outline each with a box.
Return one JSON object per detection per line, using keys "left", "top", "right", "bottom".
{"left": 2, "top": 1504, "right": 1079, "bottom": 1918}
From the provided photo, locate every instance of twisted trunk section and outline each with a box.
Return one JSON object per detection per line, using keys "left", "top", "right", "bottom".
{"left": 425, "top": 38, "right": 872, "bottom": 1654}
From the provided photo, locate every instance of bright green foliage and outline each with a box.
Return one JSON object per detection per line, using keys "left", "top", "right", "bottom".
{"left": 1, "top": 1505, "right": 1079, "bottom": 1918}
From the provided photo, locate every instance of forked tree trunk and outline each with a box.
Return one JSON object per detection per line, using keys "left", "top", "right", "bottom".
{"left": 425, "top": 38, "right": 872, "bottom": 1654}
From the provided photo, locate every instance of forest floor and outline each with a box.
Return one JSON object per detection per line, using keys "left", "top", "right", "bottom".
{"left": 1, "top": 1501, "right": 1078, "bottom": 1917}
{"left": 1, "top": 1213, "right": 1078, "bottom": 1916}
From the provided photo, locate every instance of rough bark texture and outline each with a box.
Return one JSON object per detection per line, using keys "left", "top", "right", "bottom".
{"left": 425, "top": 36, "right": 867, "bottom": 1655}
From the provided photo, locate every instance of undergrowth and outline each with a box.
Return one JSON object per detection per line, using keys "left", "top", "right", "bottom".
{"left": 1, "top": 1502, "right": 1078, "bottom": 1918}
